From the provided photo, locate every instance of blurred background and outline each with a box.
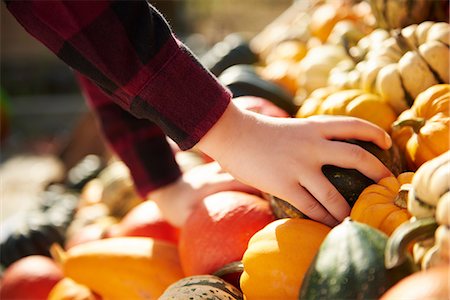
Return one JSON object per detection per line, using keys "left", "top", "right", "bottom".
{"left": 0, "top": 1, "right": 292, "bottom": 220}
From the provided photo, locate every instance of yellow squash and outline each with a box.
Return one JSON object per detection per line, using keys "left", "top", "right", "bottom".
{"left": 52, "top": 237, "right": 184, "bottom": 300}
{"left": 297, "top": 88, "right": 397, "bottom": 132}
{"left": 240, "top": 218, "right": 330, "bottom": 300}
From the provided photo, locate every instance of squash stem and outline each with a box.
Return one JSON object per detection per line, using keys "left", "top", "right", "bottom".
{"left": 385, "top": 217, "right": 438, "bottom": 269}
{"left": 394, "top": 184, "right": 411, "bottom": 209}
{"left": 50, "top": 243, "right": 67, "bottom": 266}
{"left": 392, "top": 118, "right": 426, "bottom": 134}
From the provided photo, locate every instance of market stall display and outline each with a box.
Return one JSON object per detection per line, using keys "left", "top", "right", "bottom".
{"left": 1, "top": 0, "right": 449, "bottom": 299}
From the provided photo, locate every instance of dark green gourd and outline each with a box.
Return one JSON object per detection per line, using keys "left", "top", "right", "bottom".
{"left": 299, "top": 218, "right": 416, "bottom": 300}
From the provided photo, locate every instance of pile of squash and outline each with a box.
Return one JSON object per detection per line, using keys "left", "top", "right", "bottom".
{"left": 1, "top": 0, "right": 449, "bottom": 299}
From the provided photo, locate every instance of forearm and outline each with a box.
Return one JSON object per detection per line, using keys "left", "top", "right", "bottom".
{"left": 6, "top": 0, "right": 232, "bottom": 150}
{"left": 78, "top": 74, "right": 182, "bottom": 197}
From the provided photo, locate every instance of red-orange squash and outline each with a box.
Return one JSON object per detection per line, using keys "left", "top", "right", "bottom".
{"left": 0, "top": 255, "right": 64, "bottom": 300}
{"left": 179, "top": 191, "right": 275, "bottom": 276}
{"left": 106, "top": 200, "right": 179, "bottom": 244}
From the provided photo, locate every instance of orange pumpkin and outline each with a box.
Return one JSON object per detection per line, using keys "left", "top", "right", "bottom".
{"left": 309, "top": 1, "right": 360, "bottom": 43}
{"left": 380, "top": 265, "right": 449, "bottom": 300}
{"left": 392, "top": 84, "right": 450, "bottom": 170}
{"left": 179, "top": 191, "right": 275, "bottom": 276}
{"left": 240, "top": 218, "right": 331, "bottom": 300}
{"left": 350, "top": 172, "right": 414, "bottom": 236}
{"left": 259, "top": 60, "right": 300, "bottom": 96}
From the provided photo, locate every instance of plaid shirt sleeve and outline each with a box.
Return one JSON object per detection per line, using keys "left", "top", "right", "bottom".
{"left": 5, "top": 0, "right": 232, "bottom": 151}
{"left": 77, "top": 74, "right": 181, "bottom": 197}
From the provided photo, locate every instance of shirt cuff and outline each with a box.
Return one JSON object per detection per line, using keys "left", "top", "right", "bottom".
{"left": 129, "top": 37, "right": 232, "bottom": 150}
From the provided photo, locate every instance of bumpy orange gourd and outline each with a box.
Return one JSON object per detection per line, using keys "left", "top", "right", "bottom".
{"left": 391, "top": 84, "right": 450, "bottom": 170}
{"left": 350, "top": 172, "right": 414, "bottom": 236}
{"left": 240, "top": 218, "right": 330, "bottom": 300}
{"left": 297, "top": 88, "right": 397, "bottom": 132}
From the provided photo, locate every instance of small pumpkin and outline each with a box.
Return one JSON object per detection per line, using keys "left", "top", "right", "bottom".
{"left": 159, "top": 275, "right": 243, "bottom": 300}
{"left": 240, "top": 218, "right": 330, "bottom": 300}
{"left": 299, "top": 218, "right": 416, "bottom": 300}
{"left": 297, "top": 88, "right": 397, "bottom": 132}
{"left": 309, "top": 1, "right": 361, "bottom": 43}
{"left": 259, "top": 60, "right": 300, "bottom": 96}
{"left": 350, "top": 172, "right": 414, "bottom": 236}
{"left": 264, "top": 39, "right": 307, "bottom": 65}
{"left": 391, "top": 84, "right": 450, "bottom": 170}
{"left": 385, "top": 151, "right": 450, "bottom": 270}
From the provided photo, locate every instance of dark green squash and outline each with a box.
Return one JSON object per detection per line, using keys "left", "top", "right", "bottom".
{"left": 159, "top": 274, "right": 243, "bottom": 300}
{"left": 299, "top": 218, "right": 416, "bottom": 300}
{"left": 322, "top": 139, "right": 405, "bottom": 207}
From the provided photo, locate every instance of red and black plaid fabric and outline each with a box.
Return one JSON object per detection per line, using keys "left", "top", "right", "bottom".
{"left": 6, "top": 0, "right": 233, "bottom": 196}
{"left": 77, "top": 74, "right": 181, "bottom": 196}
{"left": 6, "top": 0, "right": 231, "bottom": 149}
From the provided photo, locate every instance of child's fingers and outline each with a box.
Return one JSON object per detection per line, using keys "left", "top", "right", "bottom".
{"left": 280, "top": 184, "right": 339, "bottom": 227}
{"left": 322, "top": 141, "right": 393, "bottom": 182}
{"left": 314, "top": 116, "right": 391, "bottom": 149}
{"left": 299, "top": 173, "right": 351, "bottom": 222}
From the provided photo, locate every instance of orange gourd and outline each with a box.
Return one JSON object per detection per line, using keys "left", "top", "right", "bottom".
{"left": 350, "top": 172, "right": 414, "bottom": 236}
{"left": 240, "top": 218, "right": 330, "bottom": 300}
{"left": 391, "top": 84, "right": 450, "bottom": 170}
{"left": 309, "top": 1, "right": 359, "bottom": 43}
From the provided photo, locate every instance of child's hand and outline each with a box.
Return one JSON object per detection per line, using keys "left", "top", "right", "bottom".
{"left": 149, "top": 161, "right": 259, "bottom": 227}
{"left": 198, "top": 102, "right": 393, "bottom": 227}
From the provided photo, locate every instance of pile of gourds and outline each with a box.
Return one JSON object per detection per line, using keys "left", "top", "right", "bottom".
{"left": 1, "top": 1, "right": 449, "bottom": 299}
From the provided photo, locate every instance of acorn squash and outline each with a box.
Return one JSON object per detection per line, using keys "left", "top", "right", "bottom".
{"left": 299, "top": 218, "right": 416, "bottom": 300}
